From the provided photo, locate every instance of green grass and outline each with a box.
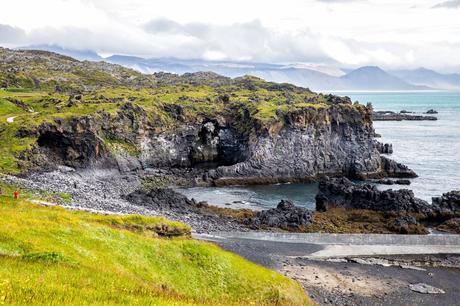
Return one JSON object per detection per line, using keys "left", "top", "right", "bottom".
{"left": 0, "top": 195, "right": 310, "bottom": 305}
{"left": 0, "top": 75, "right": 364, "bottom": 174}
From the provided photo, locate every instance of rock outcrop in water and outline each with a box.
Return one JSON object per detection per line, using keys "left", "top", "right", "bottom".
{"left": 315, "top": 178, "right": 460, "bottom": 233}
{"left": 379, "top": 156, "right": 418, "bottom": 178}
{"left": 372, "top": 111, "right": 437, "bottom": 121}
{"left": 375, "top": 141, "right": 393, "bottom": 154}
{"left": 315, "top": 177, "right": 432, "bottom": 213}
{"left": 376, "top": 179, "right": 411, "bottom": 185}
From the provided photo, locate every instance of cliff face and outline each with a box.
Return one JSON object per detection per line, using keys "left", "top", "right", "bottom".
{"left": 0, "top": 47, "right": 414, "bottom": 182}
{"left": 211, "top": 104, "right": 383, "bottom": 185}
{"left": 24, "top": 99, "right": 410, "bottom": 186}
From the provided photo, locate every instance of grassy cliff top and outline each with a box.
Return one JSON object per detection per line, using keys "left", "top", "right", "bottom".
{"left": 0, "top": 48, "right": 366, "bottom": 174}
{"left": 0, "top": 185, "right": 309, "bottom": 305}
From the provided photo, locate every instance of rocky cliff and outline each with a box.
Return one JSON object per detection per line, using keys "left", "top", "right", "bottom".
{"left": 1, "top": 48, "right": 414, "bottom": 184}
{"left": 21, "top": 98, "right": 412, "bottom": 186}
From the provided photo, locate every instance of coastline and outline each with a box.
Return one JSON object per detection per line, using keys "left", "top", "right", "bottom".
{"left": 198, "top": 232, "right": 460, "bottom": 305}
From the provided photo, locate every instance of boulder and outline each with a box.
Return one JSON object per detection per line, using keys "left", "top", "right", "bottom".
{"left": 409, "top": 283, "right": 445, "bottom": 294}
{"left": 125, "top": 188, "right": 195, "bottom": 211}
{"left": 376, "top": 179, "right": 411, "bottom": 185}
{"left": 388, "top": 215, "right": 425, "bottom": 234}
{"left": 380, "top": 156, "right": 418, "bottom": 178}
{"left": 437, "top": 218, "right": 460, "bottom": 234}
{"left": 245, "top": 200, "right": 313, "bottom": 230}
{"left": 375, "top": 141, "right": 393, "bottom": 154}
{"left": 432, "top": 191, "right": 460, "bottom": 213}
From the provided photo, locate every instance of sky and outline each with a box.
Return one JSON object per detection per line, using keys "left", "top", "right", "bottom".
{"left": 1, "top": 0, "right": 460, "bottom": 72}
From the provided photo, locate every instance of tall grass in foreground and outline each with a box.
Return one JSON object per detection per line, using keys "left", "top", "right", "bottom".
{"left": 0, "top": 194, "right": 309, "bottom": 305}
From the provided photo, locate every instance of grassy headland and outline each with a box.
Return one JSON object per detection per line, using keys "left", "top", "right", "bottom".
{"left": 0, "top": 48, "right": 365, "bottom": 174}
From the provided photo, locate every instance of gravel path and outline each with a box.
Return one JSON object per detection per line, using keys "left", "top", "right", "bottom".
{"left": 0, "top": 167, "right": 248, "bottom": 233}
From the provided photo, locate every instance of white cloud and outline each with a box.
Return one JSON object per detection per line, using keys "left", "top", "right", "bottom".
{"left": 432, "top": 0, "right": 460, "bottom": 8}
{"left": 0, "top": 24, "right": 26, "bottom": 44}
{"left": 0, "top": 0, "right": 459, "bottom": 71}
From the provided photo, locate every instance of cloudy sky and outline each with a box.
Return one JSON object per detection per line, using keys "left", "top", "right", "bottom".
{"left": 1, "top": 0, "right": 460, "bottom": 71}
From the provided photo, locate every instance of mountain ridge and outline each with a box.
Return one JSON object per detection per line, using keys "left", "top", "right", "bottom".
{"left": 14, "top": 44, "right": 459, "bottom": 91}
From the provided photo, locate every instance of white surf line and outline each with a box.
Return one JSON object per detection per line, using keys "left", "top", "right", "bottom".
{"left": 6, "top": 116, "right": 17, "bottom": 123}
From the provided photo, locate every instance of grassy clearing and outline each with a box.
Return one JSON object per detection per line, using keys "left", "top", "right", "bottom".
{"left": 0, "top": 194, "right": 310, "bottom": 305}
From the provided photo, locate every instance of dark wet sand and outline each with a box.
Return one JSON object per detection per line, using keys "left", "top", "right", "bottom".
{"left": 210, "top": 237, "right": 460, "bottom": 306}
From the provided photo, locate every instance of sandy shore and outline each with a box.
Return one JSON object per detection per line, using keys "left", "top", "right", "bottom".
{"left": 197, "top": 233, "right": 460, "bottom": 305}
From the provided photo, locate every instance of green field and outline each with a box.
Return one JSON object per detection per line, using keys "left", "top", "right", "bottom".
{"left": 0, "top": 189, "right": 310, "bottom": 305}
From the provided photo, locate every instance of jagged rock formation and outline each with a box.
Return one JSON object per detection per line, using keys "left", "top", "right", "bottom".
{"left": 379, "top": 156, "right": 417, "bottom": 178}
{"left": 376, "top": 179, "right": 411, "bottom": 185}
{"left": 315, "top": 177, "right": 432, "bottom": 213}
{"left": 433, "top": 191, "right": 460, "bottom": 214}
{"left": 244, "top": 200, "right": 313, "bottom": 230}
{"left": 375, "top": 141, "right": 393, "bottom": 154}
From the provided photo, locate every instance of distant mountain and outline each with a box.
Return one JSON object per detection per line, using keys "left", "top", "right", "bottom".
{"left": 104, "top": 56, "right": 344, "bottom": 90}
{"left": 17, "top": 45, "right": 103, "bottom": 61}
{"left": 339, "top": 66, "right": 430, "bottom": 90}
{"left": 391, "top": 68, "right": 460, "bottom": 90}
{"left": 17, "top": 45, "right": 448, "bottom": 91}
{"left": 105, "top": 58, "right": 432, "bottom": 91}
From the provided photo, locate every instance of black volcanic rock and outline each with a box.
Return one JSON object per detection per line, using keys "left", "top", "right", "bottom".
{"left": 425, "top": 109, "right": 438, "bottom": 114}
{"left": 125, "top": 188, "right": 195, "bottom": 210}
{"left": 376, "top": 179, "right": 411, "bottom": 185}
{"left": 432, "top": 191, "right": 460, "bottom": 213}
{"left": 375, "top": 141, "right": 393, "bottom": 154}
{"left": 380, "top": 156, "right": 418, "bottom": 178}
{"left": 372, "top": 111, "right": 437, "bottom": 121}
{"left": 315, "top": 177, "right": 432, "bottom": 213}
{"left": 245, "top": 200, "right": 313, "bottom": 230}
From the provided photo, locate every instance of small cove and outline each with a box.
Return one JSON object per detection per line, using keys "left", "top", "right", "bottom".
{"left": 178, "top": 92, "right": 460, "bottom": 209}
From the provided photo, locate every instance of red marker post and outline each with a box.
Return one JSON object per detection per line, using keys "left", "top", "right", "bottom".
{"left": 13, "top": 191, "right": 20, "bottom": 200}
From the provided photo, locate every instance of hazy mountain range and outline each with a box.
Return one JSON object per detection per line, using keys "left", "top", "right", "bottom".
{"left": 20, "top": 45, "right": 460, "bottom": 91}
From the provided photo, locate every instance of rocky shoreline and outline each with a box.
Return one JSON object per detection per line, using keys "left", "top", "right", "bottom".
{"left": 3, "top": 168, "right": 459, "bottom": 235}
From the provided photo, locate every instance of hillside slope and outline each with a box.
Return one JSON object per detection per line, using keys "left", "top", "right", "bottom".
{"left": 0, "top": 47, "right": 156, "bottom": 91}
{"left": 0, "top": 185, "right": 309, "bottom": 305}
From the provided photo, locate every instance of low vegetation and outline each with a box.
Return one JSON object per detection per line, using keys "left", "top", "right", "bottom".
{"left": 304, "top": 208, "right": 428, "bottom": 234}
{"left": 0, "top": 191, "right": 310, "bottom": 305}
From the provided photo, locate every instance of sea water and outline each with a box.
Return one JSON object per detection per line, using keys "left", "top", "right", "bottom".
{"left": 179, "top": 92, "right": 460, "bottom": 209}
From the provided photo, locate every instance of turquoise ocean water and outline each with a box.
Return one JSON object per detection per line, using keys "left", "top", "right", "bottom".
{"left": 179, "top": 92, "right": 460, "bottom": 209}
